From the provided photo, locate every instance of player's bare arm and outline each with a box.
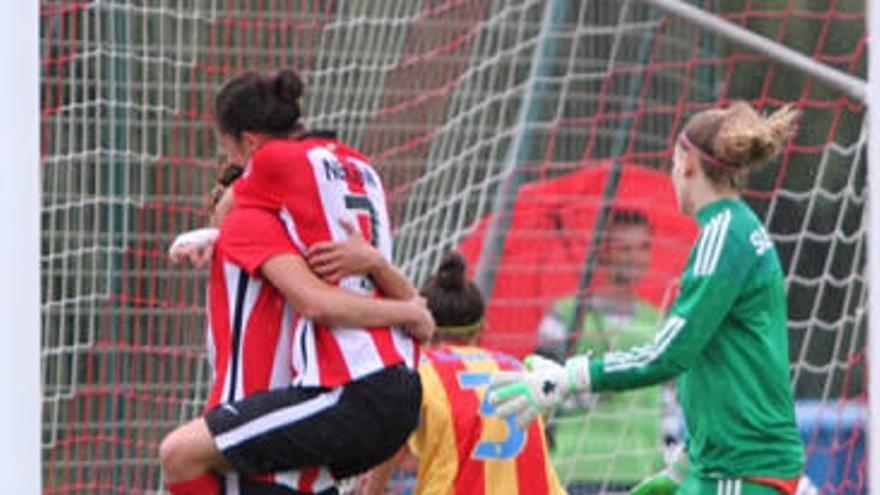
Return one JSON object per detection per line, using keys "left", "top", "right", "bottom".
{"left": 307, "top": 218, "right": 418, "bottom": 300}
{"left": 262, "top": 253, "right": 433, "bottom": 340}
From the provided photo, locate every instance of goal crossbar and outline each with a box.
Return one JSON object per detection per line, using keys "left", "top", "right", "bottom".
{"left": 638, "top": 0, "right": 867, "bottom": 103}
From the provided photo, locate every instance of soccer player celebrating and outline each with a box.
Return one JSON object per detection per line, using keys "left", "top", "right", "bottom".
{"left": 160, "top": 69, "right": 432, "bottom": 495}
{"left": 350, "top": 252, "right": 566, "bottom": 495}
{"left": 488, "top": 101, "right": 805, "bottom": 495}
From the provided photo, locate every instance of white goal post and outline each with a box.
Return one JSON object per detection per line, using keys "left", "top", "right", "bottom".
{"left": 868, "top": 0, "right": 880, "bottom": 492}
{"left": 34, "top": 2, "right": 872, "bottom": 493}
{"left": 0, "top": 0, "right": 40, "bottom": 494}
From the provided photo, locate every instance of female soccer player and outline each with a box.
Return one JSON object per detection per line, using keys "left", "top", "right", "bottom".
{"left": 488, "top": 101, "right": 804, "bottom": 495}
{"left": 342, "top": 252, "right": 567, "bottom": 495}
{"left": 160, "top": 69, "right": 431, "bottom": 495}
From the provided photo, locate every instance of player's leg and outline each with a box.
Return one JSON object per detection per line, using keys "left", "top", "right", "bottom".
{"left": 158, "top": 392, "right": 345, "bottom": 495}
{"left": 159, "top": 417, "right": 232, "bottom": 495}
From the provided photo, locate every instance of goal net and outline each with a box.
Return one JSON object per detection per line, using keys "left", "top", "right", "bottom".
{"left": 40, "top": 0, "right": 867, "bottom": 493}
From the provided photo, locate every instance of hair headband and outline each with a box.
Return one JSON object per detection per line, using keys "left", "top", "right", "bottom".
{"left": 677, "top": 132, "right": 741, "bottom": 173}
{"left": 436, "top": 318, "right": 484, "bottom": 336}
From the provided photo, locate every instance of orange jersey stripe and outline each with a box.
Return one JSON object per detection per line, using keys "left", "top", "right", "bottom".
{"left": 410, "top": 362, "right": 459, "bottom": 494}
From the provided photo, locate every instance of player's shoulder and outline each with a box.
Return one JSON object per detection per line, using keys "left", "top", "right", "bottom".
{"left": 692, "top": 199, "right": 762, "bottom": 276}
{"left": 247, "top": 138, "right": 312, "bottom": 185}
{"left": 721, "top": 199, "right": 774, "bottom": 261}
{"left": 698, "top": 198, "right": 764, "bottom": 243}
{"left": 219, "top": 206, "right": 286, "bottom": 239}
{"left": 424, "top": 344, "right": 523, "bottom": 370}
{"left": 334, "top": 142, "right": 383, "bottom": 186}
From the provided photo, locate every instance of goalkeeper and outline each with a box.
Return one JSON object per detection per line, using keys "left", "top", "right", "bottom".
{"left": 488, "top": 101, "right": 805, "bottom": 495}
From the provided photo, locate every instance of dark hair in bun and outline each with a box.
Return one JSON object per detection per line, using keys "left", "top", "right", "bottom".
{"left": 420, "top": 252, "right": 485, "bottom": 342}
{"left": 435, "top": 251, "right": 467, "bottom": 291}
{"left": 273, "top": 69, "right": 304, "bottom": 104}
{"left": 215, "top": 69, "right": 305, "bottom": 140}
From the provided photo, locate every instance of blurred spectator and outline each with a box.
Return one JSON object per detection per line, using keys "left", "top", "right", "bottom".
{"left": 536, "top": 208, "right": 680, "bottom": 495}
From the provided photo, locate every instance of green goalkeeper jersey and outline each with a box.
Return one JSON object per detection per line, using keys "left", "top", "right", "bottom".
{"left": 588, "top": 197, "right": 804, "bottom": 479}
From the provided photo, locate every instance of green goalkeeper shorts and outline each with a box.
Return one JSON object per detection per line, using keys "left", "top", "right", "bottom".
{"left": 678, "top": 477, "right": 781, "bottom": 495}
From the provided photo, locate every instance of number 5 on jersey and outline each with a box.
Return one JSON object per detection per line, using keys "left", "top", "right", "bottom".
{"left": 458, "top": 371, "right": 527, "bottom": 460}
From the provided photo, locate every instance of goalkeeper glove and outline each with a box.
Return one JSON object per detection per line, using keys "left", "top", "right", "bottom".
{"left": 629, "top": 443, "right": 688, "bottom": 495}
{"left": 487, "top": 354, "right": 591, "bottom": 429}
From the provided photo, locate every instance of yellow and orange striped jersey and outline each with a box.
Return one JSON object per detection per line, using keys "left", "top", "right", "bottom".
{"left": 409, "top": 345, "right": 566, "bottom": 495}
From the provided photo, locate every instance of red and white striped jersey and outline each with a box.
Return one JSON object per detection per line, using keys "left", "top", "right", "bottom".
{"left": 233, "top": 133, "right": 419, "bottom": 388}
{"left": 207, "top": 206, "right": 337, "bottom": 495}
{"left": 205, "top": 206, "right": 299, "bottom": 409}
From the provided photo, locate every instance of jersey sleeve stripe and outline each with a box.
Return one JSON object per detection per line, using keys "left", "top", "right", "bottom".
{"left": 699, "top": 209, "right": 732, "bottom": 276}
{"left": 602, "top": 316, "right": 686, "bottom": 372}
{"left": 605, "top": 316, "right": 681, "bottom": 366}
{"left": 693, "top": 216, "right": 720, "bottom": 275}
{"left": 708, "top": 209, "right": 732, "bottom": 274}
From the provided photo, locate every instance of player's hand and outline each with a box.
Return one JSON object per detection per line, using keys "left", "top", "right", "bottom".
{"left": 168, "top": 228, "right": 219, "bottom": 268}
{"left": 487, "top": 354, "right": 591, "bottom": 429}
{"left": 307, "top": 219, "right": 382, "bottom": 284}
{"left": 404, "top": 296, "right": 435, "bottom": 343}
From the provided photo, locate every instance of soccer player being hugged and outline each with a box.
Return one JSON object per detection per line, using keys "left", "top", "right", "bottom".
{"left": 160, "top": 69, "right": 433, "bottom": 495}
{"left": 348, "top": 252, "right": 567, "bottom": 495}
{"left": 488, "top": 101, "right": 805, "bottom": 495}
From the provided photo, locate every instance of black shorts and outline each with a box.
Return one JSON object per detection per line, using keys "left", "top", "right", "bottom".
{"left": 205, "top": 365, "right": 421, "bottom": 480}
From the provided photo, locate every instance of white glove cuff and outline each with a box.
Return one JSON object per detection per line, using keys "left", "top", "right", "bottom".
{"left": 564, "top": 355, "right": 591, "bottom": 394}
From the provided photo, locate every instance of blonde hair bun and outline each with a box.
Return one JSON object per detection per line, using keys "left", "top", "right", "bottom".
{"left": 712, "top": 102, "right": 801, "bottom": 169}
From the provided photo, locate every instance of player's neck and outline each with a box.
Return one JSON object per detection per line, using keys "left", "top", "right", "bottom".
{"left": 690, "top": 187, "right": 738, "bottom": 217}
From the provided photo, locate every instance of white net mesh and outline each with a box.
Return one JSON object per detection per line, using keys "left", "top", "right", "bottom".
{"left": 40, "top": 0, "right": 867, "bottom": 493}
